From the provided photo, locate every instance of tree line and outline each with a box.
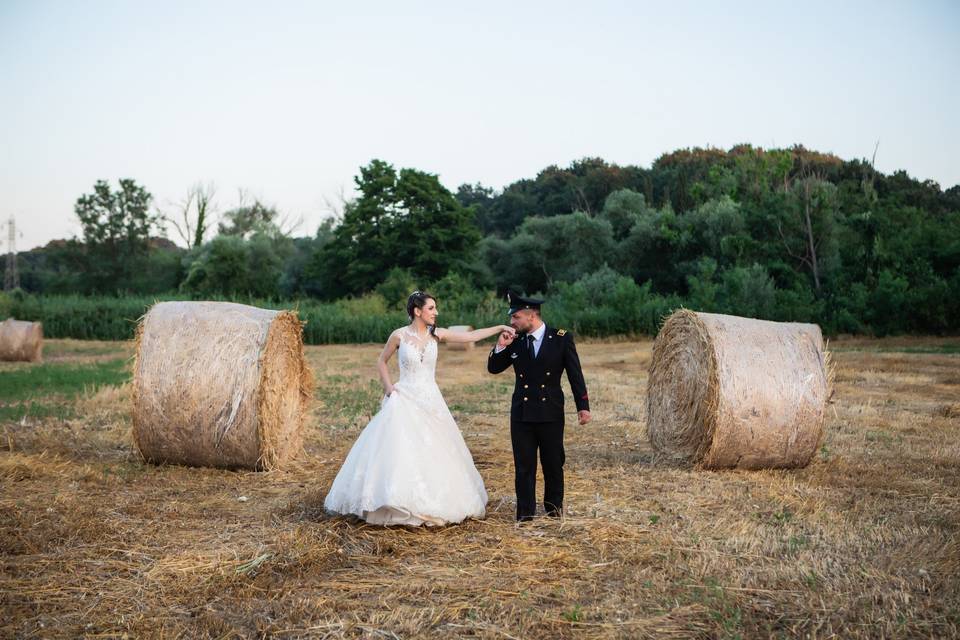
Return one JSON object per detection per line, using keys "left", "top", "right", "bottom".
{"left": 11, "top": 144, "right": 960, "bottom": 337}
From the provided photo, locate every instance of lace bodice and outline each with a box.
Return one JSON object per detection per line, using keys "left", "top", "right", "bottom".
{"left": 397, "top": 327, "right": 439, "bottom": 387}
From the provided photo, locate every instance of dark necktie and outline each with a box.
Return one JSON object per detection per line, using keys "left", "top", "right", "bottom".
{"left": 527, "top": 334, "right": 536, "bottom": 359}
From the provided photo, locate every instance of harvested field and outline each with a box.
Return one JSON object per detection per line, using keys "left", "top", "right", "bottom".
{"left": 1, "top": 336, "right": 958, "bottom": 638}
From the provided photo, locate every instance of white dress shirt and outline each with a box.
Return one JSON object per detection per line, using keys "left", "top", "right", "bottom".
{"left": 527, "top": 322, "right": 546, "bottom": 357}
{"left": 495, "top": 322, "right": 546, "bottom": 356}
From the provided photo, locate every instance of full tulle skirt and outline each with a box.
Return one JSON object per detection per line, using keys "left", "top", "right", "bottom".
{"left": 323, "top": 381, "right": 488, "bottom": 526}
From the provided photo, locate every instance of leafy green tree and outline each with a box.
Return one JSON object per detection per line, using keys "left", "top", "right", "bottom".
{"left": 426, "top": 270, "right": 488, "bottom": 316}
{"left": 180, "top": 235, "right": 250, "bottom": 296}
{"left": 74, "top": 178, "right": 160, "bottom": 292}
{"left": 686, "top": 196, "right": 750, "bottom": 265}
{"left": 777, "top": 175, "right": 840, "bottom": 292}
{"left": 867, "top": 270, "right": 910, "bottom": 336}
{"left": 125, "top": 241, "right": 184, "bottom": 294}
{"left": 16, "top": 240, "right": 88, "bottom": 294}
{"left": 279, "top": 220, "right": 335, "bottom": 298}
{"left": 485, "top": 182, "right": 539, "bottom": 236}
{"left": 482, "top": 211, "right": 616, "bottom": 294}
{"left": 218, "top": 200, "right": 282, "bottom": 239}
{"left": 488, "top": 231, "right": 551, "bottom": 294}
{"left": 455, "top": 183, "right": 496, "bottom": 232}
{"left": 20, "top": 145, "right": 960, "bottom": 336}
{"left": 479, "top": 159, "right": 648, "bottom": 236}
{"left": 684, "top": 257, "right": 720, "bottom": 311}
{"left": 617, "top": 204, "right": 689, "bottom": 292}
{"left": 717, "top": 263, "right": 777, "bottom": 318}
{"left": 548, "top": 266, "right": 678, "bottom": 336}
{"left": 600, "top": 189, "right": 654, "bottom": 240}
{"left": 314, "top": 160, "right": 481, "bottom": 298}
{"left": 180, "top": 233, "right": 288, "bottom": 298}
{"left": 375, "top": 267, "right": 420, "bottom": 310}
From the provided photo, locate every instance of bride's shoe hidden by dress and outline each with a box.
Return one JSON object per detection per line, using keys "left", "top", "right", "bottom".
{"left": 323, "top": 327, "right": 488, "bottom": 526}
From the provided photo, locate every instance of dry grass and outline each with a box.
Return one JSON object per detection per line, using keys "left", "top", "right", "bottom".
{"left": 1, "top": 336, "right": 958, "bottom": 638}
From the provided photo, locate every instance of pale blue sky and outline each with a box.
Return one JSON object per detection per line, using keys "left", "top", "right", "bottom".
{"left": 2, "top": 1, "right": 958, "bottom": 250}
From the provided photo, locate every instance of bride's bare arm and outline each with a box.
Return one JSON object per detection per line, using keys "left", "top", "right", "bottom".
{"left": 378, "top": 330, "right": 401, "bottom": 395}
{"left": 435, "top": 325, "right": 515, "bottom": 344}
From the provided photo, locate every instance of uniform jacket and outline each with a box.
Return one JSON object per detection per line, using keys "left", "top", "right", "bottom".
{"left": 487, "top": 325, "right": 589, "bottom": 423}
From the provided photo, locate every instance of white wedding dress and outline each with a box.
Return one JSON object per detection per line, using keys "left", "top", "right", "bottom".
{"left": 323, "top": 327, "right": 488, "bottom": 526}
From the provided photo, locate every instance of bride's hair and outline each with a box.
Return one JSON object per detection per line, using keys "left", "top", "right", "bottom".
{"left": 407, "top": 291, "right": 437, "bottom": 330}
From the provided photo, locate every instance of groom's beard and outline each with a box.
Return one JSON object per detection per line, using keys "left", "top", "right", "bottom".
{"left": 512, "top": 323, "right": 529, "bottom": 335}
{"left": 512, "top": 317, "right": 537, "bottom": 335}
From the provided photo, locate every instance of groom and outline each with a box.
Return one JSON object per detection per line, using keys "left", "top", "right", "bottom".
{"left": 487, "top": 292, "right": 591, "bottom": 521}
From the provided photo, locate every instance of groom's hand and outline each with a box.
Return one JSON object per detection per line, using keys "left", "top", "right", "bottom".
{"left": 497, "top": 329, "right": 516, "bottom": 349}
{"left": 578, "top": 410, "right": 591, "bottom": 425}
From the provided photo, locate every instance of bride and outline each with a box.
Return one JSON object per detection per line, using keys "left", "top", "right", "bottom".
{"left": 324, "top": 290, "right": 516, "bottom": 526}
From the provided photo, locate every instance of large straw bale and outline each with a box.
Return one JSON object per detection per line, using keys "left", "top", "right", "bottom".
{"left": 0, "top": 318, "right": 43, "bottom": 362}
{"left": 444, "top": 325, "right": 474, "bottom": 350}
{"left": 647, "top": 310, "right": 830, "bottom": 469}
{"left": 132, "top": 301, "right": 313, "bottom": 470}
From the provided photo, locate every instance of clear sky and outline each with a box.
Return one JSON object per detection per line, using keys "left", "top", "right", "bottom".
{"left": 1, "top": 0, "right": 958, "bottom": 251}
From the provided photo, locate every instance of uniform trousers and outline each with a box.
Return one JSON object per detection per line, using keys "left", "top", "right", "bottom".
{"left": 510, "top": 418, "right": 565, "bottom": 521}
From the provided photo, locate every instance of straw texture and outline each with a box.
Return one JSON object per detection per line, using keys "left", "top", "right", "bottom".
{"left": 132, "top": 301, "right": 312, "bottom": 470}
{"left": 0, "top": 318, "right": 43, "bottom": 362}
{"left": 647, "top": 310, "right": 830, "bottom": 469}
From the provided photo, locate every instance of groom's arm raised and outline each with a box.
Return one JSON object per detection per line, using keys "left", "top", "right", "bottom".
{"left": 487, "top": 329, "right": 516, "bottom": 374}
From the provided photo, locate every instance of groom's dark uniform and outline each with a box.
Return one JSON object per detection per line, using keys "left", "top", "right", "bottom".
{"left": 487, "top": 295, "right": 589, "bottom": 521}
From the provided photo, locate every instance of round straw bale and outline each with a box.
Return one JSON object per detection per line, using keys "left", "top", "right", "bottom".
{"left": 0, "top": 318, "right": 43, "bottom": 362}
{"left": 647, "top": 310, "right": 830, "bottom": 469}
{"left": 444, "top": 325, "right": 474, "bottom": 350}
{"left": 132, "top": 301, "right": 313, "bottom": 470}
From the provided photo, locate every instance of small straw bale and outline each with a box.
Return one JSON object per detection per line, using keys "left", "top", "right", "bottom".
{"left": 647, "top": 309, "right": 830, "bottom": 469}
{"left": 0, "top": 318, "right": 43, "bottom": 362}
{"left": 444, "top": 325, "right": 474, "bottom": 350}
{"left": 132, "top": 301, "right": 313, "bottom": 470}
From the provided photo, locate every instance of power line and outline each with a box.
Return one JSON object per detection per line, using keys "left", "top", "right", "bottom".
{"left": 3, "top": 215, "right": 21, "bottom": 291}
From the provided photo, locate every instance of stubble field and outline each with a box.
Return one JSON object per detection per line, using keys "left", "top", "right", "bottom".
{"left": 1, "top": 335, "right": 958, "bottom": 638}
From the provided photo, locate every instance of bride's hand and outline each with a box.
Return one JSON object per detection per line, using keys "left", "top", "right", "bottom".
{"left": 384, "top": 383, "right": 395, "bottom": 397}
{"left": 497, "top": 326, "right": 517, "bottom": 348}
